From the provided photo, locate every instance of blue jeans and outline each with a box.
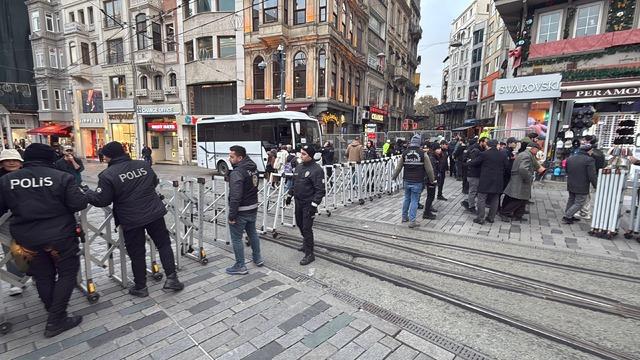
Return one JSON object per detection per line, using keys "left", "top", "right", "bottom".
{"left": 402, "top": 181, "right": 424, "bottom": 222}
{"left": 229, "top": 212, "right": 261, "bottom": 266}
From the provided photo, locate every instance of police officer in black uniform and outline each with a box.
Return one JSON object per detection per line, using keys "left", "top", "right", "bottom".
{"left": 285, "top": 145, "right": 326, "bottom": 265}
{"left": 0, "top": 143, "right": 88, "bottom": 337}
{"left": 84, "top": 141, "right": 184, "bottom": 297}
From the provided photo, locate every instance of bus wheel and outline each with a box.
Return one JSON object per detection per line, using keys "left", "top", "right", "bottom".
{"left": 217, "top": 161, "right": 229, "bottom": 176}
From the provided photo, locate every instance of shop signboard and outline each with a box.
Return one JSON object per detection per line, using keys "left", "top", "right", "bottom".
{"left": 136, "top": 104, "right": 182, "bottom": 115}
{"left": 79, "top": 113, "right": 105, "bottom": 128}
{"left": 108, "top": 112, "right": 135, "bottom": 122}
{"left": 370, "top": 106, "right": 386, "bottom": 122}
{"left": 495, "top": 73, "right": 562, "bottom": 102}
{"left": 561, "top": 86, "right": 640, "bottom": 100}
{"left": 147, "top": 122, "right": 177, "bottom": 132}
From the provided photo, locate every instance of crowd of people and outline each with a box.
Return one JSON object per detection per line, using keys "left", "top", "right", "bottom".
{"left": 394, "top": 132, "right": 604, "bottom": 227}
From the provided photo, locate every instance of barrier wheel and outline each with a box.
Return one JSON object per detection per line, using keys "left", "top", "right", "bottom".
{"left": 87, "top": 293, "right": 100, "bottom": 304}
{"left": 153, "top": 273, "right": 164, "bottom": 281}
{"left": 272, "top": 231, "right": 279, "bottom": 239}
{"left": 588, "top": 230, "right": 595, "bottom": 236}
{"left": 359, "top": 199, "right": 365, "bottom": 205}
{"left": 606, "top": 233, "right": 614, "bottom": 240}
{"left": 625, "top": 232, "right": 633, "bottom": 239}
{"left": 0, "top": 322, "right": 11, "bottom": 335}
{"left": 327, "top": 211, "right": 332, "bottom": 217}
{"left": 201, "top": 258, "right": 209, "bottom": 265}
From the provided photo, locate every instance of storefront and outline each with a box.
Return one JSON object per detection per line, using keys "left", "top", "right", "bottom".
{"left": 560, "top": 79, "right": 640, "bottom": 152}
{"left": 78, "top": 113, "right": 106, "bottom": 159}
{"left": 494, "top": 73, "right": 562, "bottom": 160}
{"left": 107, "top": 112, "right": 137, "bottom": 159}
{"left": 2, "top": 113, "right": 38, "bottom": 148}
{"left": 137, "top": 104, "right": 182, "bottom": 164}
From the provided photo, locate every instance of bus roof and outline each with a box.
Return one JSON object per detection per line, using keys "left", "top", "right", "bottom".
{"left": 197, "top": 111, "right": 316, "bottom": 124}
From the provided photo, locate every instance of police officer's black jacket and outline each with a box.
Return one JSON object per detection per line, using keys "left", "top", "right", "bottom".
{"left": 86, "top": 155, "right": 166, "bottom": 229}
{"left": 288, "top": 160, "right": 326, "bottom": 204}
{"left": 0, "top": 161, "right": 88, "bottom": 247}
{"left": 465, "top": 144, "right": 484, "bottom": 178}
{"left": 228, "top": 158, "right": 259, "bottom": 221}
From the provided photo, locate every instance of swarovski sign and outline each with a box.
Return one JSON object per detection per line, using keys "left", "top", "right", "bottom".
{"left": 495, "top": 73, "right": 562, "bottom": 101}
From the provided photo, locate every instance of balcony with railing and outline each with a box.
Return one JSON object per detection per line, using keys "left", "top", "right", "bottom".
{"left": 68, "top": 63, "right": 92, "bottom": 79}
{"left": 130, "top": 0, "right": 162, "bottom": 8}
{"left": 409, "top": 23, "right": 422, "bottom": 39}
{"left": 394, "top": 66, "right": 410, "bottom": 82}
{"left": 134, "top": 49, "right": 165, "bottom": 65}
{"left": 164, "top": 87, "right": 177, "bottom": 95}
{"left": 135, "top": 89, "right": 148, "bottom": 97}
{"left": 64, "top": 22, "right": 88, "bottom": 35}
{"left": 149, "top": 89, "right": 164, "bottom": 101}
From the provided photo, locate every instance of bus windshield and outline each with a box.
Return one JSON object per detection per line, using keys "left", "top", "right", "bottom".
{"left": 295, "top": 119, "right": 321, "bottom": 149}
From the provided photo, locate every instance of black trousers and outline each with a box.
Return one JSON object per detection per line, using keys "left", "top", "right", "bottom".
{"left": 449, "top": 157, "right": 456, "bottom": 177}
{"left": 26, "top": 237, "right": 80, "bottom": 323}
{"left": 423, "top": 184, "right": 436, "bottom": 215}
{"left": 122, "top": 217, "right": 177, "bottom": 288}
{"left": 437, "top": 172, "right": 446, "bottom": 197}
{"left": 294, "top": 199, "right": 315, "bottom": 256}
{"left": 500, "top": 195, "right": 527, "bottom": 219}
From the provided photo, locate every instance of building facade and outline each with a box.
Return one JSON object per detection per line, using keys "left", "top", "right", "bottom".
{"left": 0, "top": 0, "right": 39, "bottom": 148}
{"left": 434, "top": 0, "right": 489, "bottom": 130}
{"left": 496, "top": 0, "right": 640, "bottom": 159}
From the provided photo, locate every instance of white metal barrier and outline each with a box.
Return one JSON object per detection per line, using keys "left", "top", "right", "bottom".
{"left": 590, "top": 168, "right": 627, "bottom": 239}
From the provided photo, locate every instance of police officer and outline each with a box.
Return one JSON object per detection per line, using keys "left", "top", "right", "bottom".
{"left": 285, "top": 145, "right": 326, "bottom": 265}
{"left": 84, "top": 141, "right": 184, "bottom": 297}
{"left": 0, "top": 143, "right": 88, "bottom": 338}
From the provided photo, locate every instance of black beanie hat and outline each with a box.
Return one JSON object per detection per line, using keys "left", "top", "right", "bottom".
{"left": 101, "top": 141, "right": 126, "bottom": 158}
{"left": 24, "top": 143, "right": 57, "bottom": 163}
{"left": 301, "top": 144, "right": 316, "bottom": 157}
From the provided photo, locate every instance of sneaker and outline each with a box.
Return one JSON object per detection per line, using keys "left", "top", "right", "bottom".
{"left": 422, "top": 213, "right": 436, "bottom": 220}
{"left": 465, "top": 207, "right": 477, "bottom": 214}
{"left": 9, "top": 286, "right": 23, "bottom": 296}
{"left": 401, "top": 218, "right": 409, "bottom": 223}
{"left": 417, "top": 204, "right": 424, "bottom": 210}
{"left": 570, "top": 217, "right": 581, "bottom": 222}
{"left": 562, "top": 217, "right": 574, "bottom": 224}
{"left": 485, "top": 218, "right": 494, "bottom": 224}
{"left": 300, "top": 254, "right": 315, "bottom": 266}
{"left": 461, "top": 200, "right": 469, "bottom": 209}
{"left": 163, "top": 272, "right": 185, "bottom": 291}
{"left": 44, "top": 315, "right": 82, "bottom": 338}
{"left": 438, "top": 196, "right": 448, "bottom": 201}
{"left": 253, "top": 258, "right": 265, "bottom": 267}
{"left": 225, "top": 264, "right": 248, "bottom": 275}
{"left": 473, "top": 218, "right": 485, "bottom": 225}
{"left": 408, "top": 221, "right": 420, "bottom": 228}
{"left": 128, "top": 285, "right": 149, "bottom": 298}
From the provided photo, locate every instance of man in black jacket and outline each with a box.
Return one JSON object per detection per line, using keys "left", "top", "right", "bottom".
{"left": 286, "top": 145, "right": 326, "bottom": 265}
{"left": 469, "top": 140, "right": 510, "bottom": 224}
{"left": 84, "top": 141, "right": 184, "bottom": 297}
{"left": 0, "top": 143, "right": 88, "bottom": 338}
{"left": 436, "top": 141, "right": 449, "bottom": 200}
{"left": 226, "top": 145, "right": 262, "bottom": 275}
{"left": 563, "top": 144, "right": 597, "bottom": 224}
{"left": 462, "top": 137, "right": 487, "bottom": 213}
{"left": 55, "top": 145, "right": 84, "bottom": 185}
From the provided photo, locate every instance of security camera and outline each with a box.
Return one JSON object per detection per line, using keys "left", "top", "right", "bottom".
{"left": 257, "top": 61, "right": 267, "bottom": 70}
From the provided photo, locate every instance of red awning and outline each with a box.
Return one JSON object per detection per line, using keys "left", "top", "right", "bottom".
{"left": 27, "top": 124, "right": 72, "bottom": 136}
{"left": 240, "top": 103, "right": 313, "bottom": 114}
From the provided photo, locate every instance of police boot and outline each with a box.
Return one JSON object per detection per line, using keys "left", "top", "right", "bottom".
{"left": 163, "top": 272, "right": 184, "bottom": 291}
{"left": 300, "top": 254, "right": 315, "bottom": 266}
{"left": 129, "top": 285, "right": 149, "bottom": 298}
{"left": 44, "top": 315, "right": 82, "bottom": 338}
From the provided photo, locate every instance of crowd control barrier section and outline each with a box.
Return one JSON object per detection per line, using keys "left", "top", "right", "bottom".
{"left": 590, "top": 169, "right": 627, "bottom": 239}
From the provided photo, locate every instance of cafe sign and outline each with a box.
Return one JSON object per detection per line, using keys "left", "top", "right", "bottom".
{"left": 495, "top": 73, "right": 562, "bottom": 101}
{"left": 369, "top": 106, "right": 387, "bottom": 122}
{"left": 147, "top": 122, "right": 177, "bottom": 132}
{"left": 562, "top": 86, "right": 640, "bottom": 100}
{"left": 136, "top": 103, "right": 182, "bottom": 115}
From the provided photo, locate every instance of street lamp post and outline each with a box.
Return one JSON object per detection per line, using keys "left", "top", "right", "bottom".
{"left": 277, "top": 45, "right": 286, "bottom": 111}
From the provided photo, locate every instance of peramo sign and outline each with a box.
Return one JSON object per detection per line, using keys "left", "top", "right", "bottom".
{"left": 562, "top": 86, "right": 640, "bottom": 100}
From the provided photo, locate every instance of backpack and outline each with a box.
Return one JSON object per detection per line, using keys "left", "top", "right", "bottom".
{"left": 283, "top": 159, "right": 293, "bottom": 174}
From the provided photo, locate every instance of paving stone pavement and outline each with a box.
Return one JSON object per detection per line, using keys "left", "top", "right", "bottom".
{"left": 330, "top": 175, "right": 640, "bottom": 260}
{"left": 1, "top": 247, "right": 471, "bottom": 360}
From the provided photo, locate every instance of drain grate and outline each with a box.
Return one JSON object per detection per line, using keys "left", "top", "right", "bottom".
{"left": 267, "top": 262, "right": 492, "bottom": 360}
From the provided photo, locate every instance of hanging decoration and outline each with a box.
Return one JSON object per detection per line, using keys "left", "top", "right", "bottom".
{"left": 0, "top": 82, "right": 33, "bottom": 97}
{"left": 512, "top": 16, "right": 534, "bottom": 76}
{"left": 523, "top": 44, "right": 640, "bottom": 66}
{"left": 606, "top": 0, "right": 636, "bottom": 32}
{"left": 561, "top": 67, "right": 640, "bottom": 81}
{"left": 563, "top": 7, "right": 577, "bottom": 39}
{"left": 321, "top": 113, "right": 345, "bottom": 126}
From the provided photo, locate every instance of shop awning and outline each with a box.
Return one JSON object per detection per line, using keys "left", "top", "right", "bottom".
{"left": 27, "top": 124, "right": 72, "bottom": 136}
{"left": 240, "top": 103, "right": 313, "bottom": 114}
{"left": 451, "top": 125, "right": 474, "bottom": 131}
{"left": 431, "top": 101, "right": 466, "bottom": 114}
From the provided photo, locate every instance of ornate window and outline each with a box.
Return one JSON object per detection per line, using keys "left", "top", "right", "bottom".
{"left": 293, "top": 52, "right": 307, "bottom": 98}
{"left": 253, "top": 56, "right": 265, "bottom": 99}
{"left": 317, "top": 49, "right": 326, "bottom": 97}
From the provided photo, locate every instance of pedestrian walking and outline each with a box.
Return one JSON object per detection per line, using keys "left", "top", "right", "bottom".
{"left": 563, "top": 144, "right": 597, "bottom": 224}
{"left": 462, "top": 137, "right": 487, "bottom": 213}
{"left": 226, "top": 146, "right": 263, "bottom": 274}
{"left": 448, "top": 136, "right": 458, "bottom": 177}
{"left": 392, "top": 134, "right": 434, "bottom": 228}
{"left": 501, "top": 143, "right": 546, "bottom": 221}
{"left": 364, "top": 140, "right": 379, "bottom": 160}
{"left": 141, "top": 144, "right": 153, "bottom": 165}
{"left": 422, "top": 145, "right": 438, "bottom": 220}
{"left": 453, "top": 137, "right": 467, "bottom": 181}
{"left": 346, "top": 137, "right": 364, "bottom": 162}
{"left": 436, "top": 141, "right": 449, "bottom": 200}
{"left": 382, "top": 139, "right": 392, "bottom": 158}
{"left": 0, "top": 149, "right": 27, "bottom": 296}
{"left": 286, "top": 145, "right": 326, "bottom": 265}
{"left": 55, "top": 145, "right": 84, "bottom": 185}
{"left": 84, "top": 141, "right": 184, "bottom": 297}
{"left": 577, "top": 136, "right": 605, "bottom": 220}
{"left": 469, "top": 140, "right": 510, "bottom": 224}
{"left": 0, "top": 144, "right": 88, "bottom": 337}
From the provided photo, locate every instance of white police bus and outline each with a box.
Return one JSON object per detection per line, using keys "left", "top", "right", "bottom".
{"left": 196, "top": 111, "right": 322, "bottom": 175}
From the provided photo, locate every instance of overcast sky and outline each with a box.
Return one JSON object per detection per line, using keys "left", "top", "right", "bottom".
{"left": 416, "top": 0, "right": 470, "bottom": 102}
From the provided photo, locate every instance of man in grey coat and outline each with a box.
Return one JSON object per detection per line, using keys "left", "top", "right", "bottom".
{"left": 500, "top": 143, "right": 546, "bottom": 221}
{"left": 563, "top": 144, "right": 597, "bottom": 224}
